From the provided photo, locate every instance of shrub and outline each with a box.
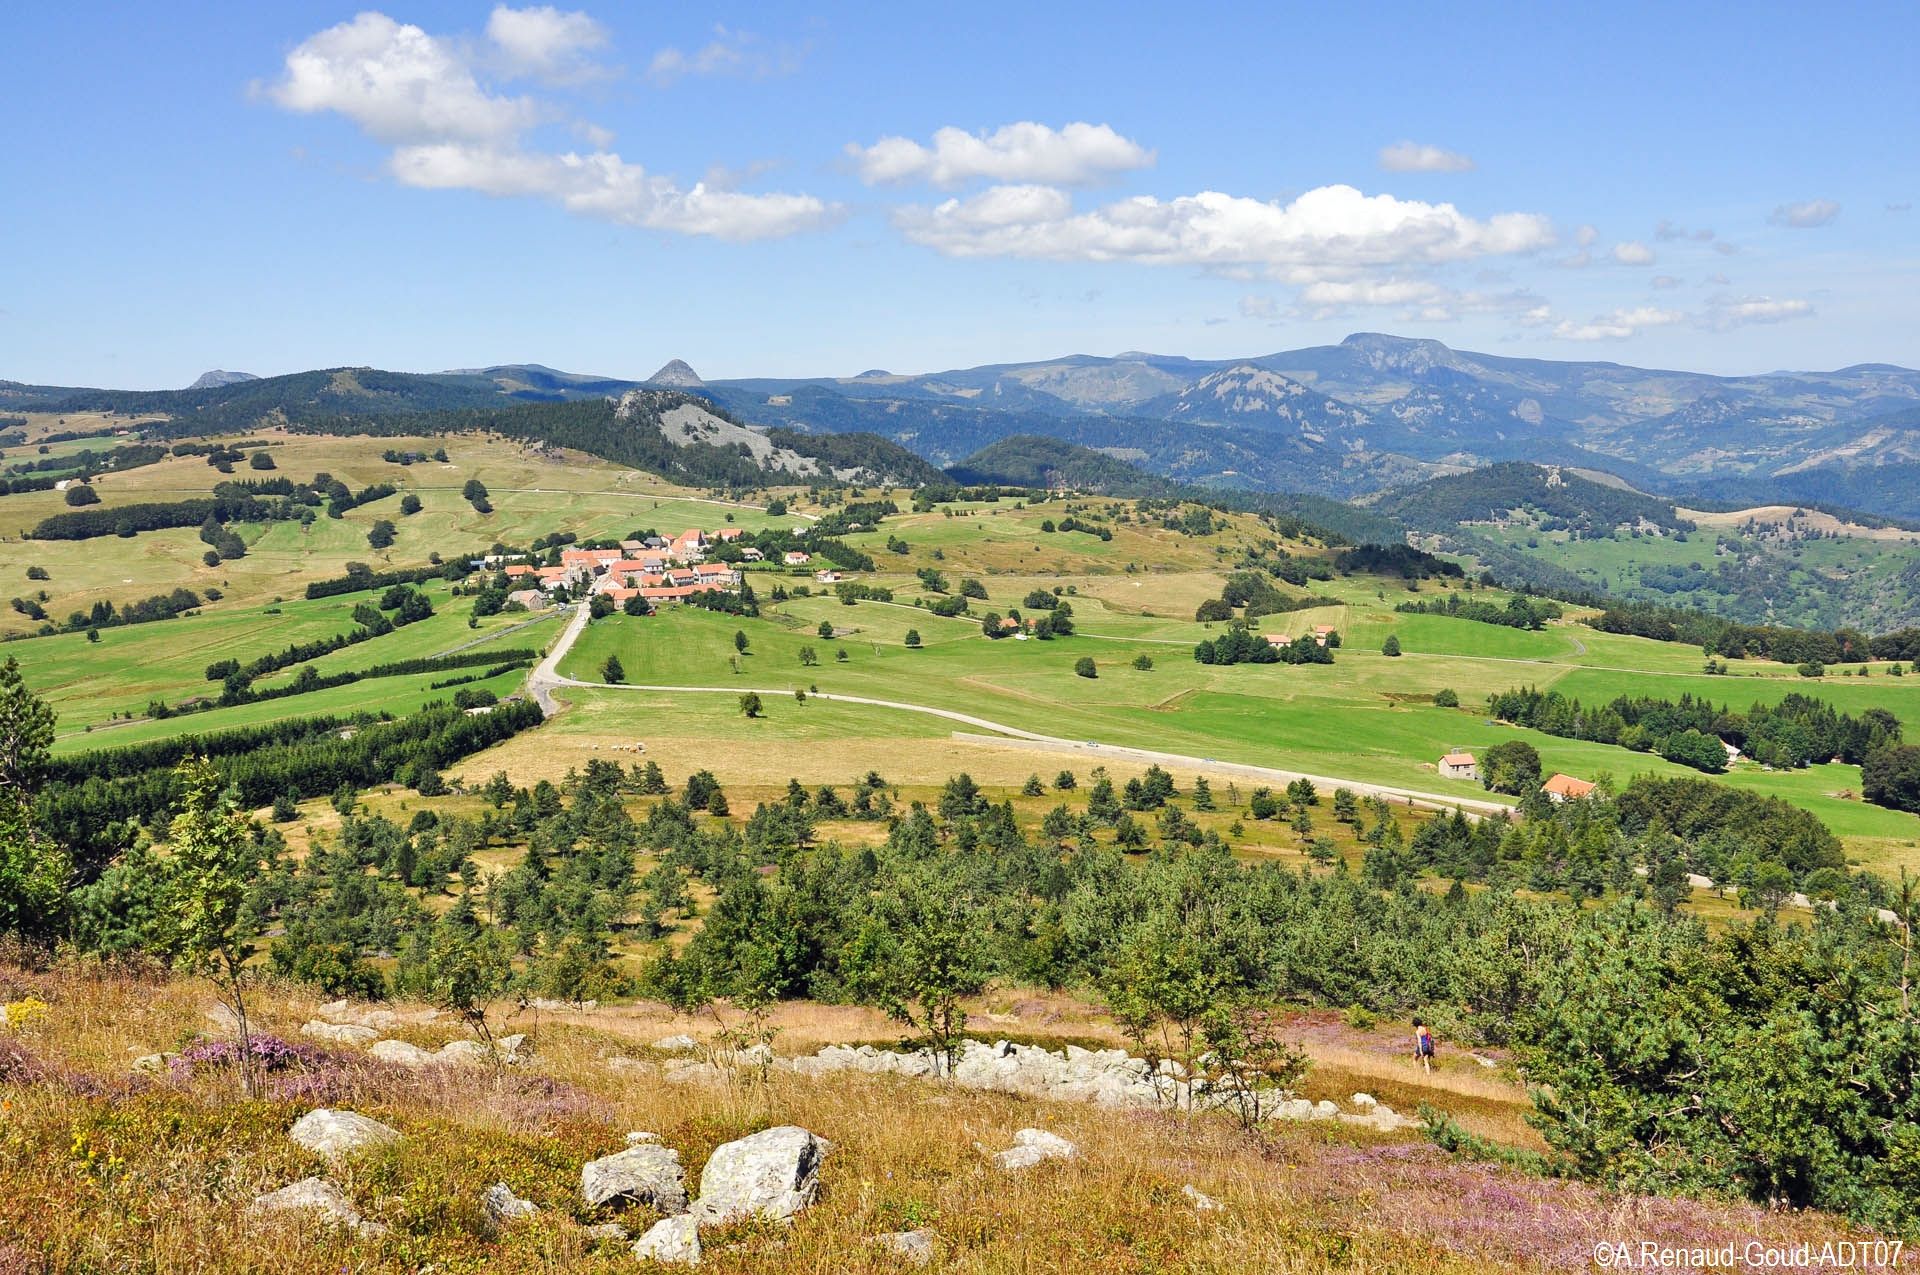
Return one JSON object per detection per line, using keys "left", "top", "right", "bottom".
{"left": 1074, "top": 657, "right": 1097, "bottom": 679}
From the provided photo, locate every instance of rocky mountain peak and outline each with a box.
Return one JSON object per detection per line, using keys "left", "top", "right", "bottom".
{"left": 648, "top": 359, "right": 704, "bottom": 387}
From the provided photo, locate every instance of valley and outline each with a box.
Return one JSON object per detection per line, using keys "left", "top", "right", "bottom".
{"left": 7, "top": 370, "right": 1920, "bottom": 1270}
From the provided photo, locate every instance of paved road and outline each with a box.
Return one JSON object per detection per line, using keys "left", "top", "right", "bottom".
{"left": 527, "top": 603, "right": 591, "bottom": 716}
{"left": 526, "top": 605, "right": 1505, "bottom": 816}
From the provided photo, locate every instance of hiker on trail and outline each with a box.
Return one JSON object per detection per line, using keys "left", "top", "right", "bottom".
{"left": 1413, "top": 1018, "right": 1435, "bottom": 1072}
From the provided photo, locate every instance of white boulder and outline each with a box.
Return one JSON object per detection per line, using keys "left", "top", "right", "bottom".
{"left": 251, "top": 1176, "right": 378, "bottom": 1232}
{"left": 631, "top": 1215, "right": 701, "bottom": 1264}
{"left": 300, "top": 1020, "right": 378, "bottom": 1046}
{"left": 369, "top": 1039, "right": 436, "bottom": 1068}
{"left": 992, "top": 1127, "right": 1076, "bottom": 1171}
{"left": 690, "top": 1126, "right": 830, "bottom": 1226}
{"left": 581, "top": 1143, "right": 688, "bottom": 1213}
{"left": 289, "top": 1109, "right": 400, "bottom": 1161}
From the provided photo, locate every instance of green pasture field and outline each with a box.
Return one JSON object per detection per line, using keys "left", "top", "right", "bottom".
{"left": 20, "top": 576, "right": 548, "bottom": 749}
{"left": 558, "top": 585, "right": 1920, "bottom": 871}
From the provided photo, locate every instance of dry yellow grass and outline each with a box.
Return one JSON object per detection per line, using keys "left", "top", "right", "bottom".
{"left": 0, "top": 961, "right": 1895, "bottom": 1273}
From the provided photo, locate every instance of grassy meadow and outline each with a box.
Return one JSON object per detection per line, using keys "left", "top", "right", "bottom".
{"left": 8, "top": 438, "right": 1919, "bottom": 874}
{"left": 0, "top": 960, "right": 1880, "bottom": 1274}
{"left": 0, "top": 428, "right": 810, "bottom": 638}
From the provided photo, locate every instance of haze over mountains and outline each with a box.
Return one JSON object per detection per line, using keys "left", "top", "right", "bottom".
{"left": 9, "top": 332, "right": 1920, "bottom": 518}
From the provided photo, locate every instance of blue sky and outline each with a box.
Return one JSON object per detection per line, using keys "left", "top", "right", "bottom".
{"left": 2, "top": 1, "right": 1914, "bottom": 387}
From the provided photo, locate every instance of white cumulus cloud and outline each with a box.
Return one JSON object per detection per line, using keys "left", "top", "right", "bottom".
{"left": 893, "top": 182, "right": 1554, "bottom": 280}
{"left": 848, "top": 122, "right": 1154, "bottom": 188}
{"left": 486, "top": 5, "right": 608, "bottom": 81}
{"left": 1770, "top": 199, "right": 1841, "bottom": 228}
{"left": 1377, "top": 141, "right": 1474, "bottom": 173}
{"left": 266, "top": 11, "right": 830, "bottom": 240}
{"left": 1703, "top": 295, "right": 1814, "bottom": 329}
{"left": 1612, "top": 241, "right": 1655, "bottom": 265}
{"left": 1551, "top": 305, "right": 1685, "bottom": 341}
{"left": 269, "top": 12, "right": 538, "bottom": 143}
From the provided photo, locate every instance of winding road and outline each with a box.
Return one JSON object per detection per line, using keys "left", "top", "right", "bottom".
{"left": 525, "top": 603, "right": 1509, "bottom": 817}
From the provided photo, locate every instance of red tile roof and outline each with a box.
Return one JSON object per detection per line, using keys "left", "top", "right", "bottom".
{"left": 1542, "top": 773, "right": 1597, "bottom": 799}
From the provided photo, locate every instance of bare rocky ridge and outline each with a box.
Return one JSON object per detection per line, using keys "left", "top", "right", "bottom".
{"left": 615, "top": 391, "right": 863, "bottom": 481}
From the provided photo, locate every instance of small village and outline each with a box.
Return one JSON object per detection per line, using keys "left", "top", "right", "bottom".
{"left": 492, "top": 526, "right": 834, "bottom": 613}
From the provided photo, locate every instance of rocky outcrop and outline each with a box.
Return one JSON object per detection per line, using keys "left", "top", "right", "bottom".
{"left": 785, "top": 1039, "right": 1418, "bottom": 1129}
{"left": 690, "top": 1126, "right": 829, "bottom": 1227}
{"left": 288, "top": 1109, "right": 400, "bottom": 1161}
{"left": 632, "top": 1214, "right": 701, "bottom": 1264}
{"left": 581, "top": 1143, "right": 688, "bottom": 1213}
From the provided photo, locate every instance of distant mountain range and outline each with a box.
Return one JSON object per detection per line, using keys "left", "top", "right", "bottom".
{"left": 7, "top": 333, "right": 1920, "bottom": 517}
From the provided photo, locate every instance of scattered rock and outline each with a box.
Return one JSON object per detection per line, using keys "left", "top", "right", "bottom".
{"left": 652, "top": 1034, "right": 699, "bottom": 1053}
{"left": 1183, "top": 1184, "right": 1224, "bottom": 1213}
{"left": 251, "top": 1176, "right": 385, "bottom": 1234}
{"left": 581, "top": 1143, "right": 688, "bottom": 1213}
{"left": 498, "top": 1033, "right": 528, "bottom": 1063}
{"left": 690, "top": 1125, "right": 829, "bottom": 1226}
{"left": 317, "top": 999, "right": 401, "bottom": 1030}
{"left": 528, "top": 997, "right": 597, "bottom": 1012}
{"left": 582, "top": 1221, "right": 628, "bottom": 1242}
{"left": 626, "top": 1131, "right": 660, "bottom": 1146}
{"left": 204, "top": 1004, "right": 240, "bottom": 1032}
{"left": 631, "top": 1214, "right": 700, "bottom": 1264}
{"left": 873, "top": 1229, "right": 936, "bottom": 1265}
{"left": 483, "top": 1182, "right": 537, "bottom": 1226}
{"left": 131, "top": 1052, "right": 173, "bottom": 1075}
{"left": 369, "top": 1039, "right": 437, "bottom": 1068}
{"left": 288, "top": 1109, "right": 401, "bottom": 1161}
{"left": 607, "top": 1056, "right": 656, "bottom": 1074}
{"left": 435, "top": 1039, "right": 493, "bottom": 1068}
{"left": 1350, "top": 1092, "right": 1377, "bottom": 1110}
{"left": 1339, "top": 1101, "right": 1417, "bottom": 1133}
{"left": 300, "top": 1020, "right": 378, "bottom": 1046}
{"left": 992, "top": 1127, "right": 1077, "bottom": 1171}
